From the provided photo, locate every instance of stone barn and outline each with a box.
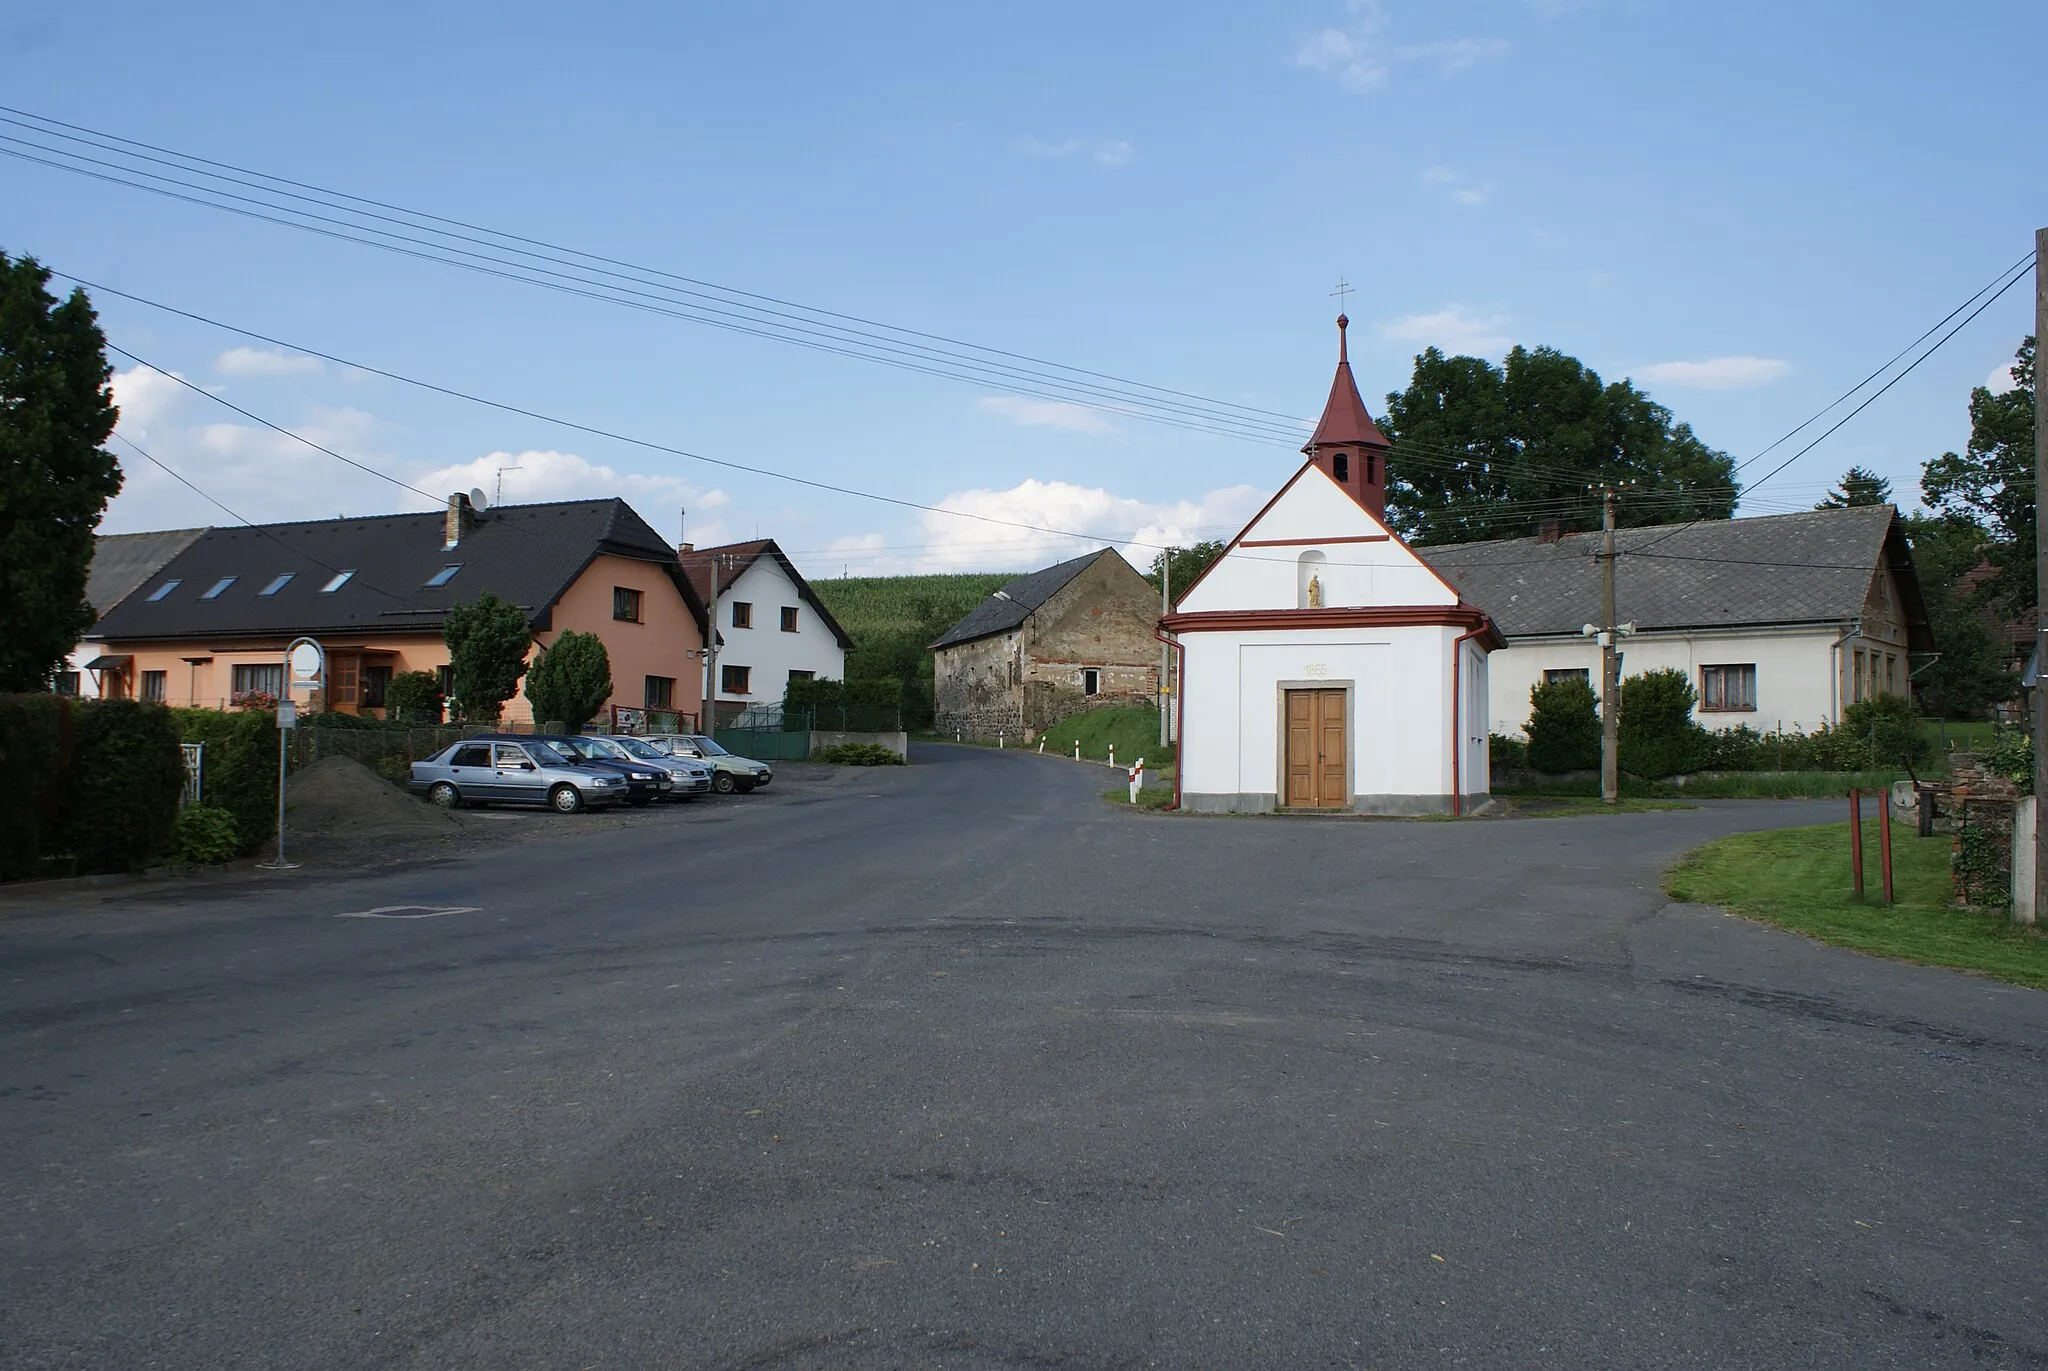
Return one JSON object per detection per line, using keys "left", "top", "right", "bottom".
{"left": 931, "top": 549, "right": 1162, "bottom": 741}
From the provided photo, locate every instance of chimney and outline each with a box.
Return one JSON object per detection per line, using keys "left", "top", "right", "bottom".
{"left": 445, "top": 492, "right": 475, "bottom": 549}
{"left": 1537, "top": 518, "right": 1564, "bottom": 545}
{"left": 678, "top": 542, "right": 694, "bottom": 554}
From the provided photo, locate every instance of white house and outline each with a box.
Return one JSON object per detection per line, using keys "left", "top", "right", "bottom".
{"left": 1422, "top": 505, "right": 1931, "bottom": 738}
{"left": 681, "top": 539, "right": 852, "bottom": 726}
{"left": 1163, "top": 317, "right": 1503, "bottom": 815}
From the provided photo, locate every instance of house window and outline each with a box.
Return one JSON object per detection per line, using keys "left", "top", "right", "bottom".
{"left": 645, "top": 675, "right": 675, "bottom": 709}
{"left": 141, "top": 670, "right": 168, "bottom": 702}
{"left": 232, "top": 663, "right": 285, "bottom": 699}
{"left": 147, "top": 579, "right": 180, "bottom": 602}
{"left": 721, "top": 664, "right": 751, "bottom": 695}
{"left": 1852, "top": 648, "right": 1867, "bottom": 702}
{"left": 613, "top": 586, "right": 643, "bottom": 622}
{"left": 201, "top": 576, "right": 237, "bottom": 600}
{"left": 320, "top": 570, "right": 355, "bottom": 593}
{"left": 1700, "top": 664, "right": 1757, "bottom": 712}
{"left": 361, "top": 665, "right": 392, "bottom": 709}
{"left": 788, "top": 669, "right": 815, "bottom": 686}
{"left": 1082, "top": 668, "right": 1101, "bottom": 696}
{"left": 780, "top": 606, "right": 799, "bottom": 632}
{"left": 425, "top": 565, "right": 461, "bottom": 588}
{"left": 53, "top": 670, "right": 80, "bottom": 696}
{"left": 731, "top": 601, "right": 753, "bottom": 628}
{"left": 1333, "top": 453, "right": 1349, "bottom": 483}
{"left": 258, "top": 573, "right": 294, "bottom": 597}
{"left": 1544, "top": 668, "right": 1591, "bottom": 686}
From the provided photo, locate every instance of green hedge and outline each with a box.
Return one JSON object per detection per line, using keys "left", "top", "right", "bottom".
{"left": 785, "top": 676, "right": 903, "bottom": 731}
{"left": 0, "top": 694, "right": 73, "bottom": 880}
{"left": 173, "top": 708, "right": 279, "bottom": 856}
{"left": 0, "top": 694, "right": 185, "bottom": 879}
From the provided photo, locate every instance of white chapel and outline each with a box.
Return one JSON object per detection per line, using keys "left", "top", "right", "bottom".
{"left": 1163, "top": 317, "right": 1502, "bottom": 815}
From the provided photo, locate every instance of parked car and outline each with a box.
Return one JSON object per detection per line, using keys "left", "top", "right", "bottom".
{"left": 408, "top": 739, "right": 626, "bottom": 813}
{"left": 507, "top": 734, "right": 675, "bottom": 806}
{"left": 588, "top": 734, "right": 715, "bottom": 799}
{"left": 643, "top": 734, "right": 773, "bottom": 794}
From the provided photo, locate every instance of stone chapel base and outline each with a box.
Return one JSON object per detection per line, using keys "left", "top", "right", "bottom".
{"left": 1180, "top": 790, "right": 1487, "bottom": 817}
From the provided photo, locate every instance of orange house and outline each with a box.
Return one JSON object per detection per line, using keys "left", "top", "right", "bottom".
{"left": 83, "top": 495, "right": 708, "bottom": 728}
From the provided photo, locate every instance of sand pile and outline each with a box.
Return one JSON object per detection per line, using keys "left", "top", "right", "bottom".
{"left": 286, "top": 754, "right": 461, "bottom": 846}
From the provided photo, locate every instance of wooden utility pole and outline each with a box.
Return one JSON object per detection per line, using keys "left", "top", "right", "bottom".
{"left": 1159, "top": 549, "right": 1172, "bottom": 749}
{"left": 1600, "top": 488, "right": 1620, "bottom": 805}
{"left": 703, "top": 552, "right": 722, "bottom": 735}
{"left": 2031, "top": 226, "right": 2046, "bottom": 923}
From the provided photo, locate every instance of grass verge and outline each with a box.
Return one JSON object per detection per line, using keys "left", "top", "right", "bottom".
{"left": 1041, "top": 705, "right": 1174, "bottom": 770}
{"left": 1102, "top": 785, "right": 1176, "bottom": 810}
{"left": 1496, "top": 770, "right": 1908, "bottom": 800}
{"left": 1663, "top": 821, "right": 2048, "bottom": 990}
{"left": 1509, "top": 797, "right": 1695, "bottom": 817}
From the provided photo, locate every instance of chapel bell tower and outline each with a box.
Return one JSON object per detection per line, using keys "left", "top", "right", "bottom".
{"left": 1304, "top": 314, "right": 1392, "bottom": 520}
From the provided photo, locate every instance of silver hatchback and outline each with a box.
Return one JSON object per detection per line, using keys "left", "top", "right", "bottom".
{"left": 408, "top": 739, "right": 626, "bottom": 813}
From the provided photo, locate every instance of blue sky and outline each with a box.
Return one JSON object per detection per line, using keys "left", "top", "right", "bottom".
{"left": 3, "top": 1, "right": 2041, "bottom": 574}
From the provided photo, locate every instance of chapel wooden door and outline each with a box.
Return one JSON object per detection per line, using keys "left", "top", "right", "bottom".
{"left": 1284, "top": 689, "right": 1347, "bottom": 807}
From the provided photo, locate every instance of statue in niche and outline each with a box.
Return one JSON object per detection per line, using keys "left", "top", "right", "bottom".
{"left": 1306, "top": 574, "right": 1324, "bottom": 608}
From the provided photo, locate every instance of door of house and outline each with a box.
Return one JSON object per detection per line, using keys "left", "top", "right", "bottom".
{"left": 1283, "top": 689, "right": 1348, "bottom": 808}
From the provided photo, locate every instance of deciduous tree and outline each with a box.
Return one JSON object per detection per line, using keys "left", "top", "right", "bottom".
{"left": 0, "top": 253, "right": 122, "bottom": 690}
{"left": 1146, "top": 541, "right": 1225, "bottom": 604}
{"left": 1921, "top": 336, "right": 2035, "bottom": 617}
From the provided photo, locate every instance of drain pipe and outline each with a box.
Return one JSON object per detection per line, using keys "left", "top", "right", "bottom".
{"left": 1450, "top": 625, "right": 1487, "bottom": 816}
{"left": 1153, "top": 626, "right": 1185, "bottom": 811}
{"left": 1828, "top": 618, "right": 1862, "bottom": 724}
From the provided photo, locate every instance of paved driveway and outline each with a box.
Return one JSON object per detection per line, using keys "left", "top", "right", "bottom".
{"left": 4, "top": 744, "right": 2045, "bottom": 1369}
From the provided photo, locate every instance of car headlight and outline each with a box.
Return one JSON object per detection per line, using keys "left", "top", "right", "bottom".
{"left": 630, "top": 771, "right": 655, "bottom": 780}
{"left": 592, "top": 777, "right": 617, "bottom": 787}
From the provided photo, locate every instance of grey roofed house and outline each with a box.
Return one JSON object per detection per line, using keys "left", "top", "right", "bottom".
{"left": 88, "top": 497, "right": 705, "bottom": 642}
{"left": 931, "top": 550, "right": 1113, "bottom": 649}
{"left": 1419, "top": 504, "right": 1932, "bottom": 647}
{"left": 84, "top": 528, "right": 208, "bottom": 620}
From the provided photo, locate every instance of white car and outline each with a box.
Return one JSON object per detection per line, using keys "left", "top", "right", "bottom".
{"left": 582, "top": 734, "right": 715, "bottom": 799}
{"left": 643, "top": 734, "right": 774, "bottom": 794}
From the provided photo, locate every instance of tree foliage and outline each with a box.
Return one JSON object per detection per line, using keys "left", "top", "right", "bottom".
{"left": 1524, "top": 676, "right": 1601, "bottom": 774}
{"left": 1377, "top": 345, "right": 1739, "bottom": 545}
{"left": 1921, "top": 336, "right": 2035, "bottom": 617}
{"left": 0, "top": 253, "right": 122, "bottom": 691}
{"left": 524, "top": 630, "right": 613, "bottom": 732}
{"left": 443, "top": 592, "right": 531, "bottom": 723}
{"left": 1617, "top": 668, "right": 1708, "bottom": 779}
{"left": 383, "top": 670, "right": 443, "bottom": 723}
{"left": 1900, "top": 513, "right": 2017, "bottom": 718}
{"left": 1816, "top": 466, "right": 1894, "bottom": 509}
{"left": 1146, "top": 541, "right": 1226, "bottom": 604}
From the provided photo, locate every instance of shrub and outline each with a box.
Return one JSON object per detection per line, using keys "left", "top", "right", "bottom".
{"left": 172, "top": 805, "right": 241, "bottom": 865}
{"left": 172, "top": 708, "right": 279, "bottom": 855}
{"left": 444, "top": 591, "right": 531, "bottom": 722}
{"left": 0, "top": 693, "right": 72, "bottom": 880}
{"left": 787, "top": 676, "right": 903, "bottom": 731}
{"left": 1525, "top": 678, "right": 1601, "bottom": 773}
{"left": 384, "top": 670, "right": 443, "bottom": 723}
{"left": 813, "top": 742, "right": 906, "bottom": 765}
{"left": 56, "top": 699, "right": 185, "bottom": 872}
{"left": 1842, "top": 692, "right": 1932, "bottom": 774}
{"left": 1979, "top": 729, "right": 2033, "bottom": 795}
{"left": 1618, "top": 668, "right": 1709, "bottom": 778}
{"left": 525, "top": 631, "right": 613, "bottom": 733}
{"left": 1488, "top": 732, "right": 1528, "bottom": 769}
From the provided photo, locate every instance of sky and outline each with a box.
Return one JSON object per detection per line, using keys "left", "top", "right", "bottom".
{"left": 2, "top": 0, "right": 2042, "bottom": 577}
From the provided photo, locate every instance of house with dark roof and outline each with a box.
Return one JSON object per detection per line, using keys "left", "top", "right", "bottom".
{"left": 59, "top": 527, "right": 209, "bottom": 697}
{"left": 1420, "top": 504, "right": 1932, "bottom": 736}
{"left": 84, "top": 494, "right": 709, "bottom": 727}
{"left": 931, "top": 548, "right": 1162, "bottom": 741}
{"left": 678, "top": 539, "right": 853, "bottom": 725}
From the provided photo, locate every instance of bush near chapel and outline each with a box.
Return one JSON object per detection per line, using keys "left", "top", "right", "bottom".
{"left": 1524, "top": 678, "right": 1601, "bottom": 774}
{"left": 1617, "top": 668, "right": 1710, "bottom": 779}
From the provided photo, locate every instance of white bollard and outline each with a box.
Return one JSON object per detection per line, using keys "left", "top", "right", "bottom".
{"left": 1109, "top": 744, "right": 1115, "bottom": 768}
{"left": 998, "top": 734, "right": 1004, "bottom": 748}
{"left": 1037, "top": 739, "right": 1045, "bottom": 753}
{"left": 1128, "top": 758, "right": 1145, "bottom": 803}
{"left": 1073, "top": 741, "right": 1080, "bottom": 761}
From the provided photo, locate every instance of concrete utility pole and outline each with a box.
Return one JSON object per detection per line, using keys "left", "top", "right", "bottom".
{"left": 1159, "top": 549, "right": 1172, "bottom": 749}
{"left": 2031, "top": 226, "right": 2046, "bottom": 924}
{"left": 1600, "top": 488, "right": 1620, "bottom": 805}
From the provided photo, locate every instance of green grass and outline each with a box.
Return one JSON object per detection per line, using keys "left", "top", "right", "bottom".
{"left": 1042, "top": 703, "right": 1174, "bottom": 770}
{"left": 1495, "top": 770, "right": 1908, "bottom": 800}
{"left": 1508, "top": 797, "right": 1695, "bottom": 817}
{"left": 1102, "top": 785, "right": 1177, "bottom": 810}
{"left": 1664, "top": 821, "right": 2048, "bottom": 990}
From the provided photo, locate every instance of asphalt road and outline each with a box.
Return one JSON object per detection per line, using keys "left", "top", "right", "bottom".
{"left": 5, "top": 745, "right": 2047, "bottom": 1370}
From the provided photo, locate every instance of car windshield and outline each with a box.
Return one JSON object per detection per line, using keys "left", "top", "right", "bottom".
{"left": 689, "top": 736, "right": 731, "bottom": 757}
{"left": 582, "top": 738, "right": 630, "bottom": 759}
{"left": 532, "top": 742, "right": 579, "bottom": 763}
{"left": 551, "top": 738, "right": 600, "bottom": 758}
{"left": 613, "top": 738, "right": 665, "bottom": 759}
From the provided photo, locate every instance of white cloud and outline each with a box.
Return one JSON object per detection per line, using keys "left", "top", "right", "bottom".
{"left": 1420, "top": 165, "right": 1493, "bottom": 205}
{"left": 975, "top": 395, "right": 1120, "bottom": 435}
{"left": 1629, "top": 356, "right": 1790, "bottom": 390}
{"left": 1422, "top": 166, "right": 1458, "bottom": 185}
{"left": 1012, "top": 135, "right": 1135, "bottom": 167}
{"left": 1380, "top": 306, "right": 1514, "bottom": 356}
{"left": 109, "top": 364, "right": 193, "bottom": 438}
{"left": 1987, "top": 358, "right": 2021, "bottom": 394}
{"left": 215, "top": 346, "right": 323, "bottom": 377}
{"left": 415, "top": 449, "right": 731, "bottom": 516}
{"left": 1297, "top": 27, "right": 1386, "bottom": 92}
{"left": 1394, "top": 37, "right": 1508, "bottom": 71}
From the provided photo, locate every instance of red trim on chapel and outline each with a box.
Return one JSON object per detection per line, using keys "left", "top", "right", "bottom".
{"left": 1161, "top": 603, "right": 1506, "bottom": 650}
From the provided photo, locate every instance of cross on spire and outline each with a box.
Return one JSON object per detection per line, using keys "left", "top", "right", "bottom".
{"left": 1329, "top": 277, "right": 1353, "bottom": 312}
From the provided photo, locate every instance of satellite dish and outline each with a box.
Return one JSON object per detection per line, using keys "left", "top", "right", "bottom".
{"left": 470, "top": 486, "right": 490, "bottom": 511}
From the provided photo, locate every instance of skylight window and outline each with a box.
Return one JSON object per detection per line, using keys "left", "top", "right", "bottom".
{"left": 146, "top": 579, "right": 181, "bottom": 602}
{"left": 259, "top": 573, "right": 294, "bottom": 597}
{"left": 425, "top": 565, "right": 461, "bottom": 588}
{"left": 201, "top": 576, "right": 237, "bottom": 600}
{"left": 319, "top": 570, "right": 355, "bottom": 593}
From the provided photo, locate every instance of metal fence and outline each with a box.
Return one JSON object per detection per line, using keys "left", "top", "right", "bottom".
{"left": 716, "top": 708, "right": 813, "bottom": 761}
{"left": 290, "top": 724, "right": 468, "bottom": 784}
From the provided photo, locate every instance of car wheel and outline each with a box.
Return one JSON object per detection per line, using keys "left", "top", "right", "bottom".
{"left": 427, "top": 782, "right": 461, "bottom": 809}
{"left": 549, "top": 784, "right": 585, "bottom": 814}
{"left": 735, "top": 780, "right": 757, "bottom": 794}
{"left": 712, "top": 772, "right": 738, "bottom": 795}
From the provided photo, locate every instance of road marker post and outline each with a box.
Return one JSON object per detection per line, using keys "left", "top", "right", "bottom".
{"left": 1128, "top": 757, "right": 1145, "bottom": 804}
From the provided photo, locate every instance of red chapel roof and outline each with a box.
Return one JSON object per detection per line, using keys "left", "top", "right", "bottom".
{"left": 1304, "top": 314, "right": 1390, "bottom": 454}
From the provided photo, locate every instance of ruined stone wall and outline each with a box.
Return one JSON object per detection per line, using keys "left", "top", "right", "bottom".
{"left": 1020, "top": 555, "right": 1161, "bottom": 736}
{"left": 932, "top": 630, "right": 1021, "bottom": 740}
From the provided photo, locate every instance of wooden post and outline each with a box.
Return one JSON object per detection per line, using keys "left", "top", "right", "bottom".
{"left": 1877, "top": 789, "right": 1894, "bottom": 904}
{"left": 1849, "top": 789, "right": 1864, "bottom": 898}
{"left": 1600, "top": 489, "right": 1619, "bottom": 805}
{"left": 2031, "top": 226, "right": 2047, "bottom": 924}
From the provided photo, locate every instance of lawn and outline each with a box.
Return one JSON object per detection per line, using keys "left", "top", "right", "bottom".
{"left": 1041, "top": 703, "right": 1173, "bottom": 770}
{"left": 1495, "top": 771, "right": 1909, "bottom": 800}
{"left": 1664, "top": 821, "right": 2048, "bottom": 990}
